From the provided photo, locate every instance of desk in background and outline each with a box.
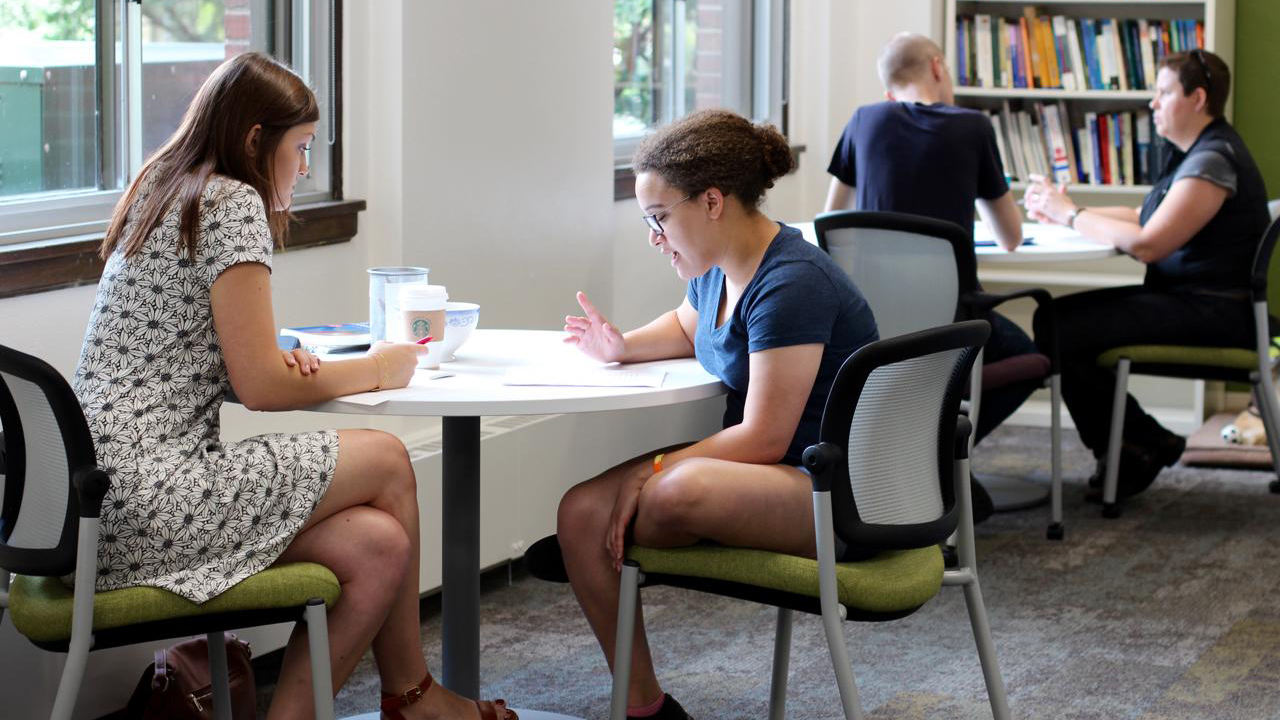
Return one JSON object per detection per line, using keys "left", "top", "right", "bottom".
{"left": 790, "top": 219, "right": 1118, "bottom": 263}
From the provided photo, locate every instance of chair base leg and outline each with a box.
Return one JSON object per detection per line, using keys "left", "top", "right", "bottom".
{"left": 1046, "top": 522, "right": 1064, "bottom": 541}
{"left": 305, "top": 598, "right": 336, "bottom": 720}
{"left": 961, "top": 577, "right": 1011, "bottom": 720}
{"left": 1102, "top": 359, "right": 1130, "bottom": 516}
{"left": 610, "top": 561, "right": 642, "bottom": 720}
{"left": 768, "top": 607, "right": 792, "bottom": 720}
{"left": 208, "top": 631, "right": 233, "bottom": 720}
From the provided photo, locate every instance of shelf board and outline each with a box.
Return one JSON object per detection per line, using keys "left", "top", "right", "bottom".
{"left": 1008, "top": 181, "right": 1152, "bottom": 194}
{"left": 956, "top": 87, "right": 1153, "bottom": 100}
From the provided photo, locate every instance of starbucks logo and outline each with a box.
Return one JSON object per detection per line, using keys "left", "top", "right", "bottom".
{"left": 412, "top": 318, "right": 432, "bottom": 339}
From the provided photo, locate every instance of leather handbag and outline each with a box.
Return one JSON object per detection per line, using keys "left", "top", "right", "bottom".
{"left": 125, "top": 635, "right": 257, "bottom": 719}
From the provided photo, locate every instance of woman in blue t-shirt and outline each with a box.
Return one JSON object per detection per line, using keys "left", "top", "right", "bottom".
{"left": 554, "top": 110, "right": 878, "bottom": 719}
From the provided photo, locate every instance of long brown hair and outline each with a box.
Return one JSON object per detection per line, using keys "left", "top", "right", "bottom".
{"left": 101, "top": 52, "right": 319, "bottom": 260}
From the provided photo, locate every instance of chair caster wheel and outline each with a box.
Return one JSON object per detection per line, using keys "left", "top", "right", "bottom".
{"left": 1046, "top": 523, "right": 1064, "bottom": 540}
{"left": 941, "top": 545, "right": 958, "bottom": 569}
{"left": 1101, "top": 503, "right": 1122, "bottom": 519}
{"left": 1270, "top": 480, "right": 1280, "bottom": 494}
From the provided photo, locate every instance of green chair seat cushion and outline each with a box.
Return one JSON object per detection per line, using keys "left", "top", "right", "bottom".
{"left": 626, "top": 543, "right": 943, "bottom": 613}
{"left": 8, "top": 562, "right": 340, "bottom": 643}
{"left": 1096, "top": 345, "right": 1259, "bottom": 371}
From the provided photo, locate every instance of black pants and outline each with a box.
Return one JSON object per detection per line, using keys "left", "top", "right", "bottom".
{"left": 1032, "top": 285, "right": 1253, "bottom": 456}
{"left": 975, "top": 311, "right": 1041, "bottom": 444}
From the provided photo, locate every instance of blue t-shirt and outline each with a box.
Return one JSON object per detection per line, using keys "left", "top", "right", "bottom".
{"left": 827, "top": 101, "right": 1008, "bottom": 233}
{"left": 687, "top": 224, "right": 879, "bottom": 465}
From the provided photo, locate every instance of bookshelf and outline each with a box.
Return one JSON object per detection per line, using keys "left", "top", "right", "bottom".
{"left": 945, "top": 0, "right": 1236, "bottom": 199}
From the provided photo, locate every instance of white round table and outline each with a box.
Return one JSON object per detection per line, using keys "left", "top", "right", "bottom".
{"left": 306, "top": 330, "right": 724, "bottom": 701}
{"left": 973, "top": 222, "right": 1118, "bottom": 262}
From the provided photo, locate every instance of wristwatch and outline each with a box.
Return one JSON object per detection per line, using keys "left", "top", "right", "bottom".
{"left": 1065, "top": 206, "right": 1085, "bottom": 227}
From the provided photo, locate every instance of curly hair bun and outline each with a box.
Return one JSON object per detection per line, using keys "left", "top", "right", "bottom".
{"left": 756, "top": 122, "right": 795, "bottom": 181}
{"left": 632, "top": 109, "right": 794, "bottom": 210}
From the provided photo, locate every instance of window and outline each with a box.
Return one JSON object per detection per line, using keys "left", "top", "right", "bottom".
{"left": 613, "top": 0, "right": 788, "bottom": 165}
{"left": 0, "top": 0, "right": 337, "bottom": 247}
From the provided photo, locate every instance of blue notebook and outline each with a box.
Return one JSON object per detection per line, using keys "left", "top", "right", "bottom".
{"left": 974, "top": 237, "right": 1036, "bottom": 247}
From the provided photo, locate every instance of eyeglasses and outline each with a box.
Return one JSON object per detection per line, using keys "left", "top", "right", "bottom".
{"left": 641, "top": 195, "right": 692, "bottom": 235}
{"left": 1190, "top": 48, "right": 1212, "bottom": 89}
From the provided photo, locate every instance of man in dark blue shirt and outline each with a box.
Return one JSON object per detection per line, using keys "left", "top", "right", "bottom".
{"left": 825, "top": 32, "right": 1023, "bottom": 246}
{"left": 824, "top": 33, "right": 1038, "bottom": 519}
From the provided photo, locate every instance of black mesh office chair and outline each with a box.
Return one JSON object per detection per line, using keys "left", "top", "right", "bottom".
{"left": 0, "top": 343, "right": 340, "bottom": 720}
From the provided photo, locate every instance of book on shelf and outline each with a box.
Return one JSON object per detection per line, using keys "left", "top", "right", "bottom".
{"left": 987, "top": 105, "right": 1156, "bottom": 187}
{"left": 956, "top": 13, "right": 1204, "bottom": 91}
{"left": 280, "top": 323, "right": 371, "bottom": 351}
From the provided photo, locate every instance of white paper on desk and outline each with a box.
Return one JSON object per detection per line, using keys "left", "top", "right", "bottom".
{"left": 502, "top": 367, "right": 667, "bottom": 387}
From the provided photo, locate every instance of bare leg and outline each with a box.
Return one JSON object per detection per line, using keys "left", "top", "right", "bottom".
{"left": 266, "top": 430, "right": 502, "bottom": 720}
{"left": 557, "top": 453, "right": 814, "bottom": 709}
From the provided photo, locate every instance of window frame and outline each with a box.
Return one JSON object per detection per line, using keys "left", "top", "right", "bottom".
{"left": 0, "top": 0, "right": 347, "bottom": 249}
{"left": 612, "top": 0, "right": 790, "bottom": 174}
{"left": 0, "top": 0, "right": 359, "bottom": 299}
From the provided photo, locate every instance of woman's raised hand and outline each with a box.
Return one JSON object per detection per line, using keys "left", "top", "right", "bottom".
{"left": 367, "top": 341, "right": 427, "bottom": 390}
{"left": 564, "top": 291, "right": 626, "bottom": 363}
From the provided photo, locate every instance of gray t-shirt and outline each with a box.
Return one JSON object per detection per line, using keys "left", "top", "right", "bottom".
{"left": 1172, "top": 147, "right": 1238, "bottom": 196}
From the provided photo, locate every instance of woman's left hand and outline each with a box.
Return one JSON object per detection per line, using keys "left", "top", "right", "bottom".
{"left": 281, "top": 347, "right": 321, "bottom": 376}
{"left": 1023, "top": 174, "right": 1077, "bottom": 226}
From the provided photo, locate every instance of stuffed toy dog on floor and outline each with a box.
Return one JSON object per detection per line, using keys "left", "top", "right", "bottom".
{"left": 1222, "top": 406, "right": 1268, "bottom": 446}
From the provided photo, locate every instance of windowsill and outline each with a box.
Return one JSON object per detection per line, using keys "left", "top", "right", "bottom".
{"left": 613, "top": 144, "right": 807, "bottom": 201}
{"left": 0, "top": 198, "right": 367, "bottom": 300}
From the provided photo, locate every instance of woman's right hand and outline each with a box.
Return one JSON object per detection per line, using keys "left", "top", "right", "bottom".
{"left": 604, "top": 466, "right": 650, "bottom": 572}
{"left": 564, "top": 291, "right": 627, "bottom": 363}
{"left": 368, "top": 341, "right": 426, "bottom": 390}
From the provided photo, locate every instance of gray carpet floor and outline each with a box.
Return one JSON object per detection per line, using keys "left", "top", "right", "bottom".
{"left": 264, "top": 426, "right": 1280, "bottom": 719}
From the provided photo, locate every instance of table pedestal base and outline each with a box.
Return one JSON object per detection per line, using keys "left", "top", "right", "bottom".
{"left": 976, "top": 473, "right": 1050, "bottom": 512}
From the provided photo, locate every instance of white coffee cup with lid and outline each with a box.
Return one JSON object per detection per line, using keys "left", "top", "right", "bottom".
{"left": 396, "top": 283, "right": 448, "bottom": 369}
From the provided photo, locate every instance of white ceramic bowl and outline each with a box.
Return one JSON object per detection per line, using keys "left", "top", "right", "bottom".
{"left": 440, "top": 302, "right": 480, "bottom": 361}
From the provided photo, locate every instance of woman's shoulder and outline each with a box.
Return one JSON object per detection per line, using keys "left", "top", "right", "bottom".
{"left": 754, "top": 228, "right": 851, "bottom": 294}
{"left": 201, "top": 175, "right": 267, "bottom": 216}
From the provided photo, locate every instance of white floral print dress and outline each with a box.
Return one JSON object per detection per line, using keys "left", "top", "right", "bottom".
{"left": 73, "top": 175, "right": 338, "bottom": 603}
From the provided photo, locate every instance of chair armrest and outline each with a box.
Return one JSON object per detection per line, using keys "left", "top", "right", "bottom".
{"left": 802, "top": 441, "right": 844, "bottom": 493}
{"left": 72, "top": 467, "right": 110, "bottom": 519}
{"left": 962, "top": 289, "right": 1060, "bottom": 374}
{"left": 962, "top": 287, "right": 1052, "bottom": 313}
{"left": 954, "top": 415, "right": 973, "bottom": 461}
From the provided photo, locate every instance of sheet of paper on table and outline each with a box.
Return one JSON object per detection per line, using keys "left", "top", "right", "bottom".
{"left": 502, "top": 367, "right": 667, "bottom": 387}
{"left": 973, "top": 222, "right": 1089, "bottom": 245}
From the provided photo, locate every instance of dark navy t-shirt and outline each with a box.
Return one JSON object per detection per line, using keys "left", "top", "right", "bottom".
{"left": 827, "top": 101, "right": 1009, "bottom": 233}
{"left": 686, "top": 224, "right": 879, "bottom": 465}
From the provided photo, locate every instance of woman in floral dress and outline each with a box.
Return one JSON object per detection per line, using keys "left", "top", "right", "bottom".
{"left": 73, "top": 52, "right": 515, "bottom": 720}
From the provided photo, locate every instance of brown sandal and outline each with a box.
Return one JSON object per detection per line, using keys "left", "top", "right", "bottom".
{"left": 380, "top": 672, "right": 518, "bottom": 720}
